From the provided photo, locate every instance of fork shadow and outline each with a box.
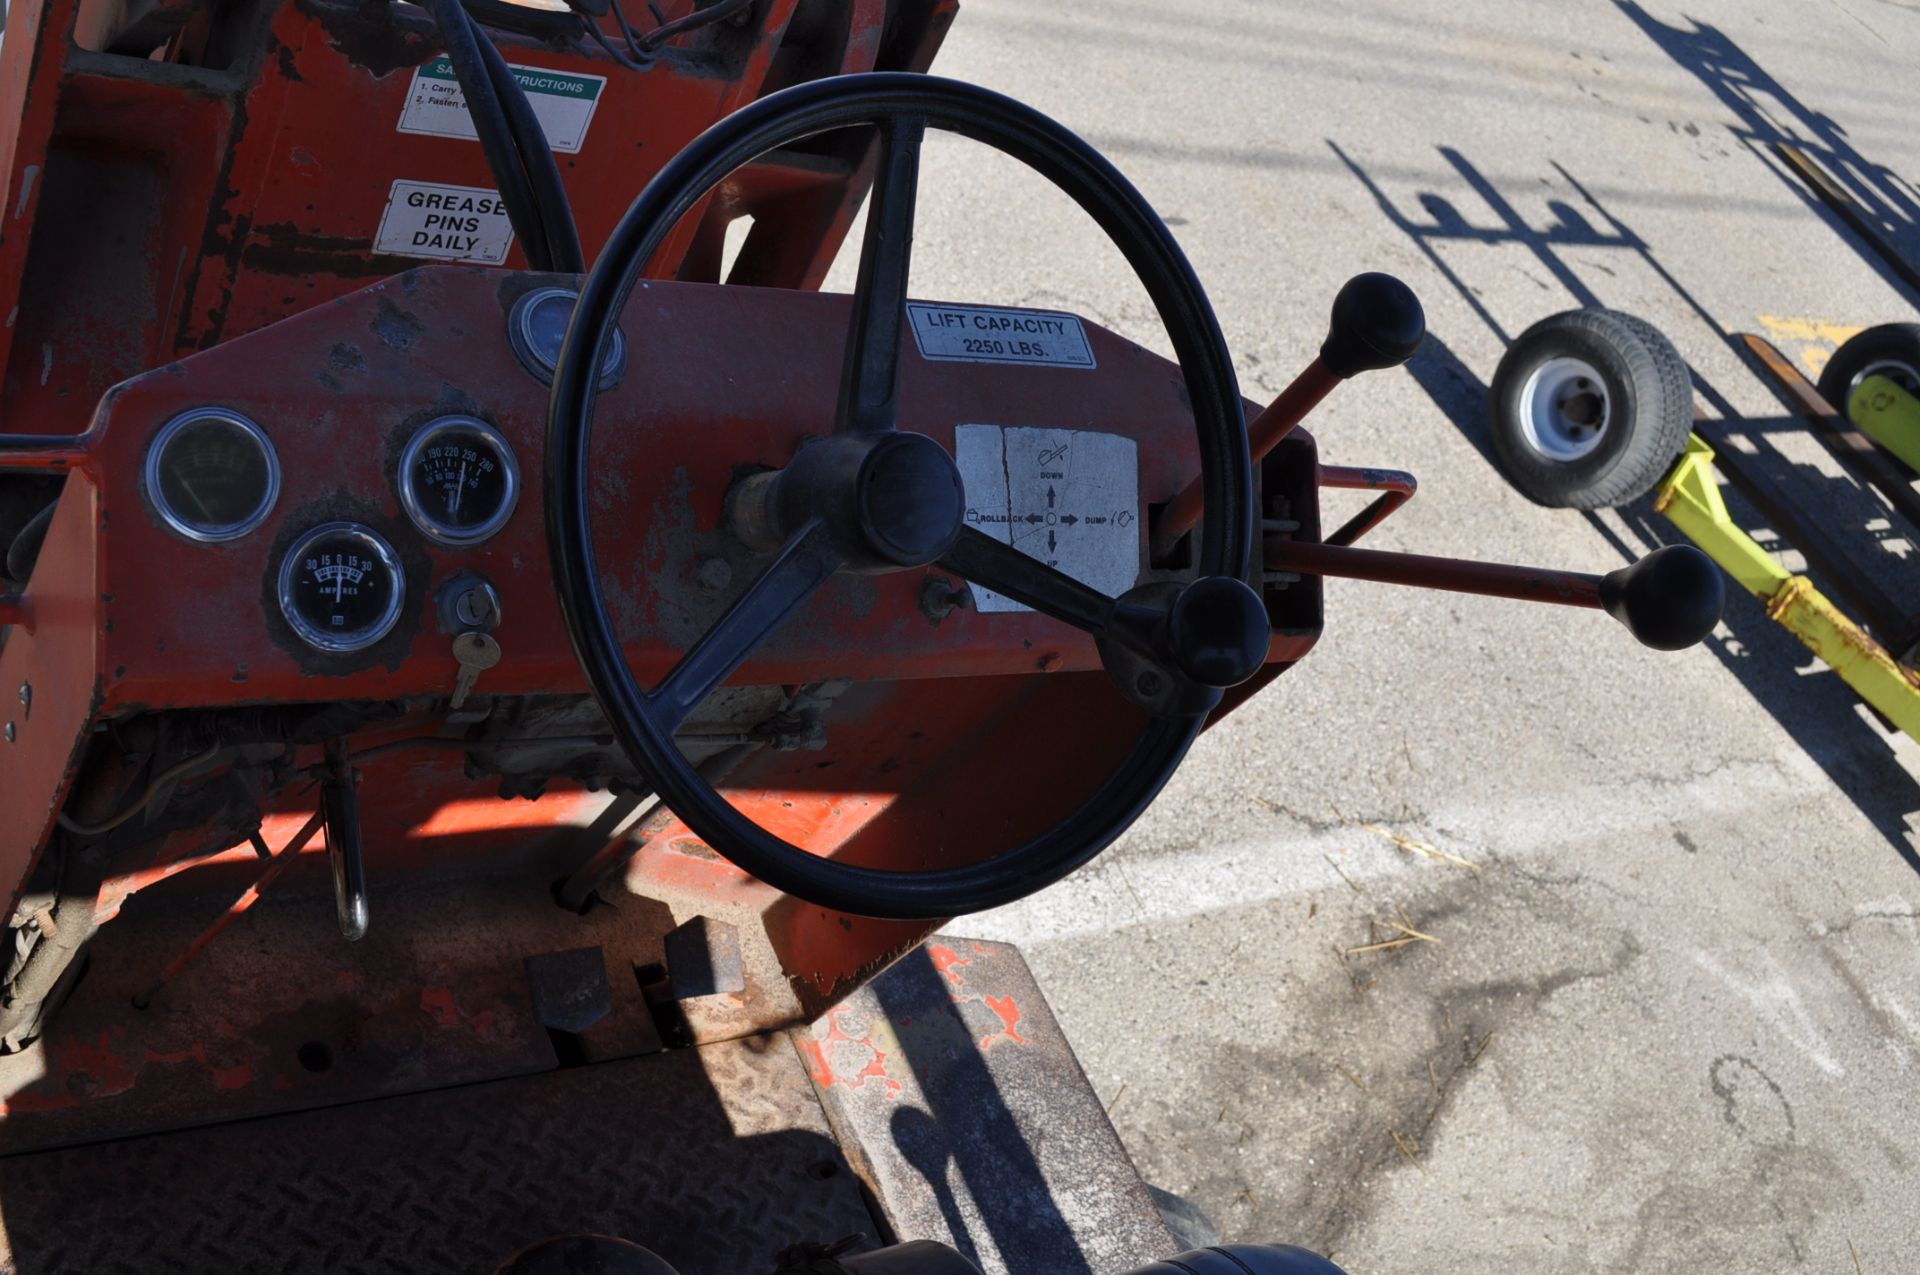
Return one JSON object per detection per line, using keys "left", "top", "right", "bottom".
{"left": 1618, "top": 1, "right": 1920, "bottom": 304}
{"left": 1338, "top": 139, "right": 1920, "bottom": 873}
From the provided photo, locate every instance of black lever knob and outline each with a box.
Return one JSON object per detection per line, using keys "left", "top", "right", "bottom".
{"left": 1599, "top": 544, "right": 1724, "bottom": 650}
{"left": 1320, "top": 272, "right": 1426, "bottom": 379}
{"left": 1165, "top": 575, "right": 1271, "bottom": 688}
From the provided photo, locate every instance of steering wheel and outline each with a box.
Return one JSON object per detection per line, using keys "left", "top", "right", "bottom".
{"left": 547, "top": 73, "right": 1268, "bottom": 920}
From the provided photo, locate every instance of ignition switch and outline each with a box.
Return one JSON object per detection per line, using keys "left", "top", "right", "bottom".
{"left": 437, "top": 572, "right": 503, "bottom": 634}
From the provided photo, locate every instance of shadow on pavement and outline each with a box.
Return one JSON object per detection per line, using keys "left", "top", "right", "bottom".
{"left": 1332, "top": 138, "right": 1920, "bottom": 873}
{"left": 1618, "top": 0, "right": 1920, "bottom": 305}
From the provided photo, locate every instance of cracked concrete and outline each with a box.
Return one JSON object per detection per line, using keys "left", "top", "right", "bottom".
{"left": 891, "top": 0, "right": 1920, "bottom": 1267}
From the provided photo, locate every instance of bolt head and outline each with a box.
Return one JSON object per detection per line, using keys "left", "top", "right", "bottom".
{"left": 695, "top": 558, "right": 733, "bottom": 593}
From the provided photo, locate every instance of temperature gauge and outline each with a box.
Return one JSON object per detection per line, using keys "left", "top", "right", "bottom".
{"left": 398, "top": 415, "right": 520, "bottom": 547}
{"left": 278, "top": 522, "right": 406, "bottom": 653}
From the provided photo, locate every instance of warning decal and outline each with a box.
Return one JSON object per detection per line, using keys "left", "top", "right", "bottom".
{"left": 399, "top": 56, "right": 607, "bottom": 154}
{"left": 953, "top": 424, "right": 1141, "bottom": 614}
{"left": 374, "top": 180, "right": 515, "bottom": 265}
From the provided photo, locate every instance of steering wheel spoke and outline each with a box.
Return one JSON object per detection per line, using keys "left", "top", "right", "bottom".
{"left": 836, "top": 115, "right": 925, "bottom": 435}
{"left": 939, "top": 526, "right": 1137, "bottom": 638}
{"left": 646, "top": 520, "right": 844, "bottom": 732}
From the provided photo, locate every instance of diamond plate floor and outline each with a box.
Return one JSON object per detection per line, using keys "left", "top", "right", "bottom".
{"left": 0, "top": 1035, "right": 873, "bottom": 1274}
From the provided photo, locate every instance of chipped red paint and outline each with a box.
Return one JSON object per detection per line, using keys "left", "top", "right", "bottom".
{"left": 418, "top": 987, "right": 501, "bottom": 1040}
{"left": 980, "top": 994, "right": 1026, "bottom": 1050}
{"left": 928, "top": 944, "right": 972, "bottom": 987}
{"left": 797, "top": 1034, "right": 836, "bottom": 1089}
{"left": 142, "top": 1044, "right": 205, "bottom": 1067}
{"left": 55, "top": 1031, "right": 139, "bottom": 1103}
{"left": 803, "top": 1007, "right": 903, "bottom": 1099}
{"left": 211, "top": 1062, "right": 254, "bottom": 1091}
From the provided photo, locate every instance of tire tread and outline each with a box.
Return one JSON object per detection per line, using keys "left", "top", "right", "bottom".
{"left": 1488, "top": 308, "right": 1694, "bottom": 510}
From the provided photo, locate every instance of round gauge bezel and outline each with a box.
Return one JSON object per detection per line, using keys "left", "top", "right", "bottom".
{"left": 397, "top": 415, "right": 521, "bottom": 547}
{"left": 506, "top": 285, "right": 628, "bottom": 390}
{"left": 277, "top": 521, "right": 407, "bottom": 653}
{"left": 143, "top": 407, "right": 282, "bottom": 544}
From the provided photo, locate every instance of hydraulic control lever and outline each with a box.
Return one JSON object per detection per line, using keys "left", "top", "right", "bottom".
{"left": 1266, "top": 538, "right": 1726, "bottom": 650}
{"left": 1152, "top": 271, "right": 1426, "bottom": 559}
{"left": 322, "top": 740, "right": 371, "bottom": 941}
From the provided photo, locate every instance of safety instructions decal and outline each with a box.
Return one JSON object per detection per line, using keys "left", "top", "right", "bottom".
{"left": 374, "top": 180, "right": 515, "bottom": 264}
{"left": 953, "top": 424, "right": 1140, "bottom": 614}
{"left": 908, "top": 303, "right": 1097, "bottom": 369}
{"left": 398, "top": 56, "right": 607, "bottom": 154}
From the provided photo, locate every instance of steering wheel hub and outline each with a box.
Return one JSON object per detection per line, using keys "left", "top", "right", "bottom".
{"left": 726, "top": 431, "right": 965, "bottom": 571}
{"left": 856, "top": 432, "right": 965, "bottom": 567}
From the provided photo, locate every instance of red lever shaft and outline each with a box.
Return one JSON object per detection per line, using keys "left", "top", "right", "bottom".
{"left": 1152, "top": 355, "right": 1341, "bottom": 557}
{"left": 1265, "top": 539, "right": 1605, "bottom": 608}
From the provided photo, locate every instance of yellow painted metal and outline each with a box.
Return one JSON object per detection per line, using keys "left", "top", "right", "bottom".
{"left": 1848, "top": 374, "right": 1920, "bottom": 473}
{"left": 1654, "top": 433, "right": 1920, "bottom": 741}
{"left": 1653, "top": 437, "right": 1789, "bottom": 597}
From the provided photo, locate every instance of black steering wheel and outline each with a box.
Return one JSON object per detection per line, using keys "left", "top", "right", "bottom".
{"left": 547, "top": 73, "right": 1267, "bottom": 920}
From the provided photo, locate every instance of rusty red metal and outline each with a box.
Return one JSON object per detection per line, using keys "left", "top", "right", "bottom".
{"left": 1154, "top": 354, "right": 1341, "bottom": 554}
{"left": 0, "top": 0, "right": 955, "bottom": 439}
{"left": 802, "top": 940, "right": 1177, "bottom": 1266}
{"left": 0, "top": 443, "right": 89, "bottom": 473}
{"left": 0, "top": 266, "right": 1327, "bottom": 1096}
{"left": 1318, "top": 463, "right": 1417, "bottom": 547}
{"left": 1267, "top": 538, "right": 1607, "bottom": 608}
{"left": 1740, "top": 332, "right": 1920, "bottom": 534}
{"left": 0, "top": 0, "right": 1356, "bottom": 1165}
{"left": 130, "top": 810, "right": 327, "bottom": 1008}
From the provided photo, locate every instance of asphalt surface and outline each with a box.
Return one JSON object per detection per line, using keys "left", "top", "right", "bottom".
{"left": 883, "top": 1, "right": 1920, "bottom": 1269}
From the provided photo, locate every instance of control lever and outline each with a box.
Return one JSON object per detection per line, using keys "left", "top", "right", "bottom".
{"left": 1152, "top": 272, "right": 1426, "bottom": 559}
{"left": 1264, "top": 540, "right": 1725, "bottom": 650}
{"left": 322, "top": 740, "right": 370, "bottom": 941}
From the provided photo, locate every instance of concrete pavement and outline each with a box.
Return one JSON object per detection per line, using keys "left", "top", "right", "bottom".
{"left": 892, "top": 1, "right": 1920, "bottom": 1268}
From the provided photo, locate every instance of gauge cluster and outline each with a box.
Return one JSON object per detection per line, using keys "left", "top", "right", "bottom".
{"left": 142, "top": 401, "right": 526, "bottom": 662}
{"left": 123, "top": 284, "right": 640, "bottom": 667}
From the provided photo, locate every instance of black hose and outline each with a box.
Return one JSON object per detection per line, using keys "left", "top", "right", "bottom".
{"left": 568, "top": 0, "right": 651, "bottom": 71}
{"left": 423, "top": 0, "right": 553, "bottom": 270}
{"left": 637, "top": 0, "right": 751, "bottom": 51}
{"left": 472, "top": 25, "right": 585, "bottom": 273}
{"left": 606, "top": 0, "right": 652, "bottom": 63}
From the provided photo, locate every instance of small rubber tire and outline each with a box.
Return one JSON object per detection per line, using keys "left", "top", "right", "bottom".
{"left": 1488, "top": 309, "right": 1693, "bottom": 510}
{"left": 1817, "top": 322, "right": 1920, "bottom": 421}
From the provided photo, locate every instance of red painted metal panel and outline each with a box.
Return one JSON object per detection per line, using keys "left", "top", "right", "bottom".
{"left": 0, "top": 471, "right": 103, "bottom": 895}
{"left": 0, "top": 0, "right": 950, "bottom": 437}
{"left": 77, "top": 269, "right": 1209, "bottom": 712}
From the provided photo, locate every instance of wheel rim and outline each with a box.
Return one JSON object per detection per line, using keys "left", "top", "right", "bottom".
{"left": 1849, "top": 357, "right": 1920, "bottom": 401}
{"left": 1519, "top": 356, "right": 1611, "bottom": 462}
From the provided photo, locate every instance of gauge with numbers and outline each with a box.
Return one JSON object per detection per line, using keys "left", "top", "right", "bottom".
{"left": 398, "top": 415, "right": 520, "bottom": 547}
{"left": 278, "top": 522, "right": 406, "bottom": 653}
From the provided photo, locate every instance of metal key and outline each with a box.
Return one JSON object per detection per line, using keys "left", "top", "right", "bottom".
{"left": 449, "top": 631, "right": 501, "bottom": 710}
